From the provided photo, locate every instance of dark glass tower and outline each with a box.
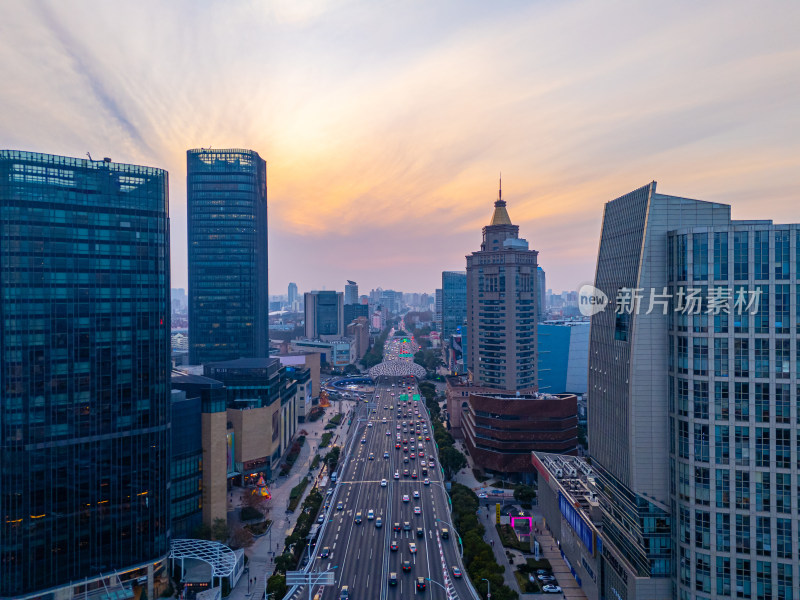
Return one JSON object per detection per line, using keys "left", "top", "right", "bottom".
{"left": 0, "top": 151, "right": 171, "bottom": 596}
{"left": 187, "top": 148, "right": 268, "bottom": 365}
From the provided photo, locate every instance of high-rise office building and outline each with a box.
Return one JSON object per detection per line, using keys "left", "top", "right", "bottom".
{"left": 304, "top": 291, "right": 344, "bottom": 339}
{"left": 434, "top": 288, "right": 443, "bottom": 332}
{"left": 537, "top": 266, "right": 547, "bottom": 321}
{"left": 344, "top": 302, "right": 369, "bottom": 325}
{"left": 466, "top": 182, "right": 539, "bottom": 391}
{"left": 441, "top": 271, "right": 467, "bottom": 341}
{"left": 187, "top": 148, "right": 268, "bottom": 365}
{"left": 589, "top": 181, "right": 800, "bottom": 599}
{"left": 0, "top": 151, "right": 171, "bottom": 598}
{"left": 344, "top": 280, "right": 358, "bottom": 305}
{"left": 288, "top": 282, "right": 298, "bottom": 306}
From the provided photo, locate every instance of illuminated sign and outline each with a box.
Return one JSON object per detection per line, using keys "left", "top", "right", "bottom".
{"left": 559, "top": 491, "right": 593, "bottom": 554}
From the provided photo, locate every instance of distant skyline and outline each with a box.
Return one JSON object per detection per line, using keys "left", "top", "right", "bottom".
{"left": 1, "top": 1, "right": 798, "bottom": 294}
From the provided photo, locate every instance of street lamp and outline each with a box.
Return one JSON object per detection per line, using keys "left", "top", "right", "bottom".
{"left": 424, "top": 578, "right": 448, "bottom": 594}
{"left": 482, "top": 577, "right": 491, "bottom": 599}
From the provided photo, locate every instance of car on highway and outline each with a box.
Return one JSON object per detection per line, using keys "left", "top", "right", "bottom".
{"left": 425, "top": 435, "right": 430, "bottom": 441}
{"left": 419, "top": 451, "right": 425, "bottom": 457}
{"left": 451, "top": 566, "right": 462, "bottom": 578}
{"left": 403, "top": 446, "right": 409, "bottom": 453}
{"left": 416, "top": 577, "right": 426, "bottom": 591}
{"left": 381, "top": 479, "right": 387, "bottom": 487}
{"left": 411, "top": 471, "right": 418, "bottom": 479}
{"left": 414, "top": 506, "right": 421, "bottom": 515}
{"left": 402, "top": 494, "right": 409, "bottom": 502}
{"left": 409, "top": 542, "right": 417, "bottom": 553}
{"left": 403, "top": 521, "right": 411, "bottom": 531}
{"left": 423, "top": 478, "right": 430, "bottom": 485}
{"left": 416, "top": 527, "right": 424, "bottom": 538}
{"left": 394, "top": 471, "right": 400, "bottom": 479}
{"left": 390, "top": 541, "right": 399, "bottom": 552}
{"left": 428, "top": 458, "right": 434, "bottom": 466}
{"left": 404, "top": 456, "right": 409, "bottom": 463}
{"left": 389, "top": 572, "right": 398, "bottom": 586}
{"left": 403, "top": 469, "right": 409, "bottom": 477}
{"left": 410, "top": 453, "right": 415, "bottom": 459}
{"left": 386, "top": 430, "right": 390, "bottom": 436}
{"left": 413, "top": 490, "right": 420, "bottom": 498}
{"left": 317, "top": 515, "right": 325, "bottom": 524}
{"left": 395, "top": 442, "right": 401, "bottom": 449}
{"left": 319, "top": 546, "right": 330, "bottom": 558}
{"left": 384, "top": 452, "right": 389, "bottom": 459}
{"left": 337, "top": 502, "right": 344, "bottom": 510}
{"left": 375, "top": 517, "right": 382, "bottom": 528}
{"left": 368, "top": 453, "right": 374, "bottom": 460}
{"left": 367, "top": 422, "right": 373, "bottom": 428}
{"left": 394, "top": 522, "right": 401, "bottom": 531}
{"left": 367, "top": 509, "right": 374, "bottom": 520}
{"left": 441, "top": 527, "right": 449, "bottom": 539}
{"left": 402, "top": 560, "right": 412, "bottom": 572}
{"left": 340, "top": 586, "right": 349, "bottom": 599}
{"left": 355, "top": 512, "right": 362, "bottom": 524}
{"left": 542, "top": 585, "right": 563, "bottom": 593}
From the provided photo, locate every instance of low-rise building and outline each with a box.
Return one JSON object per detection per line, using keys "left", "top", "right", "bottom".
{"left": 291, "top": 338, "right": 356, "bottom": 367}
{"left": 531, "top": 452, "right": 602, "bottom": 600}
{"left": 462, "top": 392, "right": 578, "bottom": 479}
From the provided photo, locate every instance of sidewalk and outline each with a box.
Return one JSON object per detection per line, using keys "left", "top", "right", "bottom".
{"left": 227, "top": 401, "right": 356, "bottom": 600}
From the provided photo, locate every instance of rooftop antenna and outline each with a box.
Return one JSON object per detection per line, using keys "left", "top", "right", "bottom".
{"left": 499, "top": 172, "right": 502, "bottom": 200}
{"left": 86, "top": 152, "right": 93, "bottom": 161}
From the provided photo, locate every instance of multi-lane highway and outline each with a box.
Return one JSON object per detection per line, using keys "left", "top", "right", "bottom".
{"left": 292, "top": 333, "right": 474, "bottom": 599}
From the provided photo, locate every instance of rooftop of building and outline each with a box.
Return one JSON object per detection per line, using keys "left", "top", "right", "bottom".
{"left": 532, "top": 451, "right": 600, "bottom": 520}
{"left": 204, "top": 357, "right": 279, "bottom": 369}
{"left": 170, "top": 370, "right": 224, "bottom": 387}
{"left": 489, "top": 178, "right": 513, "bottom": 226}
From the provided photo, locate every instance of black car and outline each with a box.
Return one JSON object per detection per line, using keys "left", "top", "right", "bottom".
{"left": 402, "top": 560, "right": 412, "bottom": 572}
{"left": 416, "top": 577, "right": 426, "bottom": 591}
{"left": 416, "top": 527, "right": 424, "bottom": 538}
{"left": 389, "top": 572, "right": 398, "bottom": 586}
{"left": 320, "top": 546, "right": 330, "bottom": 558}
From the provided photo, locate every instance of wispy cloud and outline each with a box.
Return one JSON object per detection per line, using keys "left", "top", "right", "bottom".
{"left": 0, "top": 0, "right": 798, "bottom": 294}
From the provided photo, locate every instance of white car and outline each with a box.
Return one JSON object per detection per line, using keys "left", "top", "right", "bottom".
{"left": 413, "top": 490, "right": 420, "bottom": 498}
{"left": 402, "top": 494, "right": 410, "bottom": 502}
{"left": 386, "top": 430, "right": 390, "bottom": 436}
{"left": 381, "top": 479, "right": 388, "bottom": 487}
{"left": 542, "top": 585, "right": 562, "bottom": 594}
{"left": 394, "top": 472, "right": 400, "bottom": 480}
{"left": 414, "top": 506, "right": 421, "bottom": 515}
{"left": 368, "top": 509, "right": 375, "bottom": 520}
{"left": 367, "top": 422, "right": 373, "bottom": 428}
{"left": 423, "top": 478, "right": 430, "bottom": 486}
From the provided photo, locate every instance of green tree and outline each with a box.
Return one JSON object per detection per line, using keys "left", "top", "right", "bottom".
{"left": 274, "top": 552, "right": 295, "bottom": 574}
{"left": 513, "top": 484, "right": 537, "bottom": 505}
{"left": 211, "top": 518, "right": 228, "bottom": 542}
{"left": 439, "top": 445, "right": 467, "bottom": 479}
{"left": 267, "top": 573, "right": 288, "bottom": 597}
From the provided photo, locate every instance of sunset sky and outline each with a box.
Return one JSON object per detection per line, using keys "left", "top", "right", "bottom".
{"left": 1, "top": 1, "right": 798, "bottom": 296}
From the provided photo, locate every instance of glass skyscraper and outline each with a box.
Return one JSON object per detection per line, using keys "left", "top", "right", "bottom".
{"left": 187, "top": 148, "right": 268, "bottom": 365}
{"left": 589, "top": 181, "right": 800, "bottom": 599}
{"left": 304, "top": 291, "right": 344, "bottom": 339}
{"left": 0, "top": 151, "right": 171, "bottom": 597}
{"left": 441, "top": 271, "right": 467, "bottom": 342}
